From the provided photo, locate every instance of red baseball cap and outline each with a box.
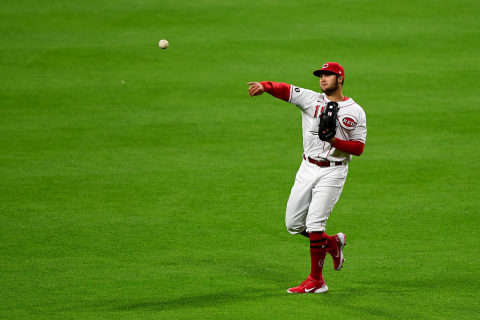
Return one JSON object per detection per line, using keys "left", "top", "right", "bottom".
{"left": 313, "top": 62, "right": 345, "bottom": 80}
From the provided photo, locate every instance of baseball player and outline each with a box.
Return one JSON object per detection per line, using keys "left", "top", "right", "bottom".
{"left": 248, "top": 62, "right": 366, "bottom": 293}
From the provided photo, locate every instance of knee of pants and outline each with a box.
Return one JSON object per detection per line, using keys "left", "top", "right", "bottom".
{"left": 285, "top": 217, "right": 305, "bottom": 234}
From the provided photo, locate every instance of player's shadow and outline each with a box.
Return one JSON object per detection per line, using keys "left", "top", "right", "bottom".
{"left": 111, "top": 290, "right": 279, "bottom": 312}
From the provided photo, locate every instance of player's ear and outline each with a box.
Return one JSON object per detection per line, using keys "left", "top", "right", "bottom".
{"left": 338, "top": 76, "right": 344, "bottom": 85}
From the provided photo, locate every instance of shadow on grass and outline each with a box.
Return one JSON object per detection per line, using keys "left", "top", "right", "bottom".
{"left": 66, "top": 283, "right": 426, "bottom": 319}
{"left": 110, "top": 289, "right": 280, "bottom": 312}
{"left": 109, "top": 287, "right": 419, "bottom": 319}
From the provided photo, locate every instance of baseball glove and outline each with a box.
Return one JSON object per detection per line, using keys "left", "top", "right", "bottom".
{"left": 318, "top": 101, "right": 339, "bottom": 141}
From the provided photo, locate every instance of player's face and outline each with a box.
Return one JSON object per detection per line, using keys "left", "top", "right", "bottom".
{"left": 319, "top": 73, "right": 341, "bottom": 93}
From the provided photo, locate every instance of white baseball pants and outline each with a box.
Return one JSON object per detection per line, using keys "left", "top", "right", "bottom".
{"left": 285, "top": 159, "right": 348, "bottom": 234}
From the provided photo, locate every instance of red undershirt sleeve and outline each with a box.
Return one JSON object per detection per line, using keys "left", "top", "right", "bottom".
{"left": 331, "top": 138, "right": 365, "bottom": 156}
{"left": 260, "top": 81, "right": 291, "bottom": 102}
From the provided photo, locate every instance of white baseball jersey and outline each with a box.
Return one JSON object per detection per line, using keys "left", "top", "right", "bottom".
{"left": 288, "top": 85, "right": 367, "bottom": 163}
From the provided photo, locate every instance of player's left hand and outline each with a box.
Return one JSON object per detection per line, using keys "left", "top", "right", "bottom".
{"left": 319, "top": 129, "right": 336, "bottom": 144}
{"left": 318, "top": 102, "right": 339, "bottom": 141}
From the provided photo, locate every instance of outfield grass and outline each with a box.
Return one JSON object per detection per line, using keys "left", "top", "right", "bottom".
{"left": 1, "top": 0, "right": 479, "bottom": 319}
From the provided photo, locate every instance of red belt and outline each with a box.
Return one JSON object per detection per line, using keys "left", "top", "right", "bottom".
{"left": 303, "top": 154, "right": 343, "bottom": 167}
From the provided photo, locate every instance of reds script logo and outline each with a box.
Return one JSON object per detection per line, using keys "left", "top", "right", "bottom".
{"left": 339, "top": 115, "right": 357, "bottom": 130}
{"left": 342, "top": 117, "right": 355, "bottom": 127}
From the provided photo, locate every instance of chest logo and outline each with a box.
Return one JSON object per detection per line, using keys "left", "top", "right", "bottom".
{"left": 339, "top": 115, "right": 358, "bottom": 130}
{"left": 342, "top": 117, "right": 356, "bottom": 127}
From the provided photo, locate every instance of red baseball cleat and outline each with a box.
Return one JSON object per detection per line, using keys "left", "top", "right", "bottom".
{"left": 287, "top": 275, "right": 328, "bottom": 294}
{"left": 329, "top": 233, "right": 346, "bottom": 271}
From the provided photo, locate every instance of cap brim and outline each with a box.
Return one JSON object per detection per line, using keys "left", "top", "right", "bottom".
{"left": 313, "top": 70, "right": 338, "bottom": 77}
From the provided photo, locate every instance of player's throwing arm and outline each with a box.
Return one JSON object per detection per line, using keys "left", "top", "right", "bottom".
{"left": 248, "top": 82, "right": 265, "bottom": 96}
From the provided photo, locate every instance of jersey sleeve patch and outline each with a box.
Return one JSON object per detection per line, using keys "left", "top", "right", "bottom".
{"left": 289, "top": 86, "right": 319, "bottom": 111}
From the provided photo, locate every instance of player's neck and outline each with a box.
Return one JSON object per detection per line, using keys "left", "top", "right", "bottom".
{"left": 325, "top": 89, "right": 344, "bottom": 102}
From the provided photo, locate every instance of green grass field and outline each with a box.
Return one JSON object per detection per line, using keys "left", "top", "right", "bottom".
{"left": 1, "top": 0, "right": 479, "bottom": 319}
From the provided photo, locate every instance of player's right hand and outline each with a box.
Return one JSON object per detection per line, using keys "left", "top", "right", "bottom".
{"left": 247, "top": 82, "right": 265, "bottom": 96}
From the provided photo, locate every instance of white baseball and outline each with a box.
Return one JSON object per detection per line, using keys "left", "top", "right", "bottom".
{"left": 159, "top": 39, "right": 169, "bottom": 49}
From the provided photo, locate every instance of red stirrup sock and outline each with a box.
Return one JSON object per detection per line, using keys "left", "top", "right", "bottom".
{"left": 309, "top": 232, "right": 328, "bottom": 280}
{"left": 320, "top": 232, "right": 336, "bottom": 253}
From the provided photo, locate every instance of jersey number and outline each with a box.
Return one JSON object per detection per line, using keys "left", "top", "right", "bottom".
{"left": 313, "top": 105, "right": 324, "bottom": 118}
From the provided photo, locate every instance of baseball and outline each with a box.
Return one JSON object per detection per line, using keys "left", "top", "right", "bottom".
{"left": 159, "top": 39, "right": 169, "bottom": 49}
